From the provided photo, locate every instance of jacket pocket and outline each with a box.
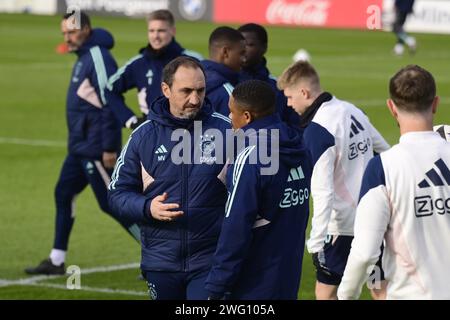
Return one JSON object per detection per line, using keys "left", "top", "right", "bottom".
{"left": 68, "top": 112, "right": 87, "bottom": 141}
{"left": 84, "top": 111, "right": 101, "bottom": 146}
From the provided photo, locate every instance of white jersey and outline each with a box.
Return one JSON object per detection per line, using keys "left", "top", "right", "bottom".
{"left": 304, "top": 96, "right": 390, "bottom": 253}
{"left": 338, "top": 131, "right": 450, "bottom": 299}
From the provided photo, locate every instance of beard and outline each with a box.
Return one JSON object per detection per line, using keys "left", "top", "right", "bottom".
{"left": 179, "top": 110, "right": 199, "bottom": 120}
{"left": 66, "top": 38, "right": 85, "bottom": 52}
{"left": 178, "top": 105, "right": 201, "bottom": 120}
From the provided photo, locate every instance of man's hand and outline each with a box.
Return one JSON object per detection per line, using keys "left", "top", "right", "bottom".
{"left": 102, "top": 151, "right": 117, "bottom": 169}
{"left": 130, "top": 116, "right": 147, "bottom": 130}
{"left": 150, "top": 192, "right": 183, "bottom": 221}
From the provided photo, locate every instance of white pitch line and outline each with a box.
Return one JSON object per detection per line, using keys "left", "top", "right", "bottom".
{"left": 0, "top": 262, "right": 140, "bottom": 287}
{"left": 25, "top": 282, "right": 147, "bottom": 297}
{"left": 0, "top": 137, "right": 65, "bottom": 147}
{"left": 0, "top": 262, "right": 146, "bottom": 297}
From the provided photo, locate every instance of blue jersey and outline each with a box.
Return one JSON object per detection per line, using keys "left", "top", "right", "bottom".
{"left": 108, "top": 96, "right": 231, "bottom": 272}
{"left": 205, "top": 114, "right": 312, "bottom": 299}
{"left": 66, "top": 28, "right": 121, "bottom": 158}
{"left": 240, "top": 58, "right": 301, "bottom": 126}
{"left": 105, "top": 39, "right": 202, "bottom": 127}
{"left": 201, "top": 60, "right": 240, "bottom": 116}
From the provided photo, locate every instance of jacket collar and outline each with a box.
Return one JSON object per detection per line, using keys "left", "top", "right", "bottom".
{"left": 241, "top": 113, "right": 282, "bottom": 133}
{"left": 75, "top": 28, "right": 114, "bottom": 56}
{"left": 202, "top": 60, "right": 240, "bottom": 87}
{"left": 140, "top": 39, "right": 184, "bottom": 60}
{"left": 299, "top": 92, "right": 333, "bottom": 128}
{"left": 240, "top": 58, "right": 270, "bottom": 82}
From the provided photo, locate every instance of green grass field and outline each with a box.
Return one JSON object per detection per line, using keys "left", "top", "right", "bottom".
{"left": 0, "top": 13, "right": 449, "bottom": 300}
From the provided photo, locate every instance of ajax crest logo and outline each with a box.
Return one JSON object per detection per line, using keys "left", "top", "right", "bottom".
{"left": 199, "top": 134, "right": 216, "bottom": 164}
{"left": 147, "top": 282, "right": 157, "bottom": 300}
{"left": 72, "top": 61, "right": 83, "bottom": 83}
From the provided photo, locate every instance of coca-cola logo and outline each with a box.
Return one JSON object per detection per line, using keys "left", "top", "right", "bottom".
{"left": 266, "top": 0, "right": 330, "bottom": 26}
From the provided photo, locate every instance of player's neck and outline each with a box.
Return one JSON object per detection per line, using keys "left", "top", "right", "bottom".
{"left": 309, "top": 90, "right": 322, "bottom": 103}
{"left": 398, "top": 113, "right": 433, "bottom": 135}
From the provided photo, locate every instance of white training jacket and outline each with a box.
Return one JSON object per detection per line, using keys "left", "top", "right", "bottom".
{"left": 338, "top": 131, "right": 450, "bottom": 299}
{"left": 303, "top": 95, "right": 390, "bottom": 254}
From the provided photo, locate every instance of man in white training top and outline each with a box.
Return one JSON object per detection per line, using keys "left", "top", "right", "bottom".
{"left": 278, "top": 61, "right": 390, "bottom": 300}
{"left": 338, "top": 65, "right": 450, "bottom": 300}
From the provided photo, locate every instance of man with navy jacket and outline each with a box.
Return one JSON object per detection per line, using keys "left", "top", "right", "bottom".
{"left": 238, "top": 23, "right": 300, "bottom": 125}
{"left": 201, "top": 26, "right": 246, "bottom": 116}
{"left": 105, "top": 9, "right": 202, "bottom": 129}
{"left": 205, "top": 80, "right": 312, "bottom": 299}
{"left": 108, "top": 57, "right": 231, "bottom": 300}
{"left": 25, "top": 12, "right": 139, "bottom": 275}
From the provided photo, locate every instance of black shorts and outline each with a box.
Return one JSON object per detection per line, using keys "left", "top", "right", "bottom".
{"left": 316, "top": 235, "right": 385, "bottom": 286}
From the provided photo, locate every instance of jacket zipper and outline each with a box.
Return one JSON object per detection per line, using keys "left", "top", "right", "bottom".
{"left": 181, "top": 135, "right": 189, "bottom": 272}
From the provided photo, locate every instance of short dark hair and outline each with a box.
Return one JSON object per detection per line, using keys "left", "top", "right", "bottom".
{"left": 209, "top": 26, "right": 245, "bottom": 49}
{"left": 389, "top": 65, "right": 436, "bottom": 113}
{"left": 232, "top": 80, "right": 276, "bottom": 119}
{"left": 63, "top": 11, "right": 91, "bottom": 30}
{"left": 238, "top": 23, "right": 268, "bottom": 46}
{"left": 147, "top": 9, "right": 175, "bottom": 26}
{"left": 162, "top": 56, "right": 205, "bottom": 87}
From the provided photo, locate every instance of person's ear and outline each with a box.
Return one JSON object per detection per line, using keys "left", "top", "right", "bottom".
{"left": 262, "top": 43, "right": 268, "bottom": 55}
{"left": 386, "top": 99, "right": 398, "bottom": 119}
{"left": 81, "top": 24, "right": 91, "bottom": 36}
{"left": 161, "top": 82, "right": 171, "bottom": 98}
{"left": 222, "top": 46, "right": 230, "bottom": 61}
{"left": 431, "top": 96, "right": 440, "bottom": 114}
{"left": 300, "top": 87, "right": 309, "bottom": 99}
{"left": 244, "top": 111, "right": 252, "bottom": 124}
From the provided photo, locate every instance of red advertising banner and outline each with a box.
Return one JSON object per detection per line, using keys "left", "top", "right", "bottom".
{"left": 214, "top": 0, "right": 383, "bottom": 29}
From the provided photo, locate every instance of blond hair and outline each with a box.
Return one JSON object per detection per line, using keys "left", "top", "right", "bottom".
{"left": 277, "top": 61, "right": 320, "bottom": 91}
{"left": 147, "top": 9, "right": 175, "bottom": 26}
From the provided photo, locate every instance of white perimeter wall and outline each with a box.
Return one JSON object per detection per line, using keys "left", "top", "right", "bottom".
{"left": 383, "top": 0, "right": 450, "bottom": 34}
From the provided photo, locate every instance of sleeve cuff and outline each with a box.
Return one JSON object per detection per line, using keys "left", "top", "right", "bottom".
{"left": 306, "top": 238, "right": 325, "bottom": 254}
{"left": 125, "top": 116, "right": 138, "bottom": 129}
{"left": 143, "top": 198, "right": 156, "bottom": 223}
